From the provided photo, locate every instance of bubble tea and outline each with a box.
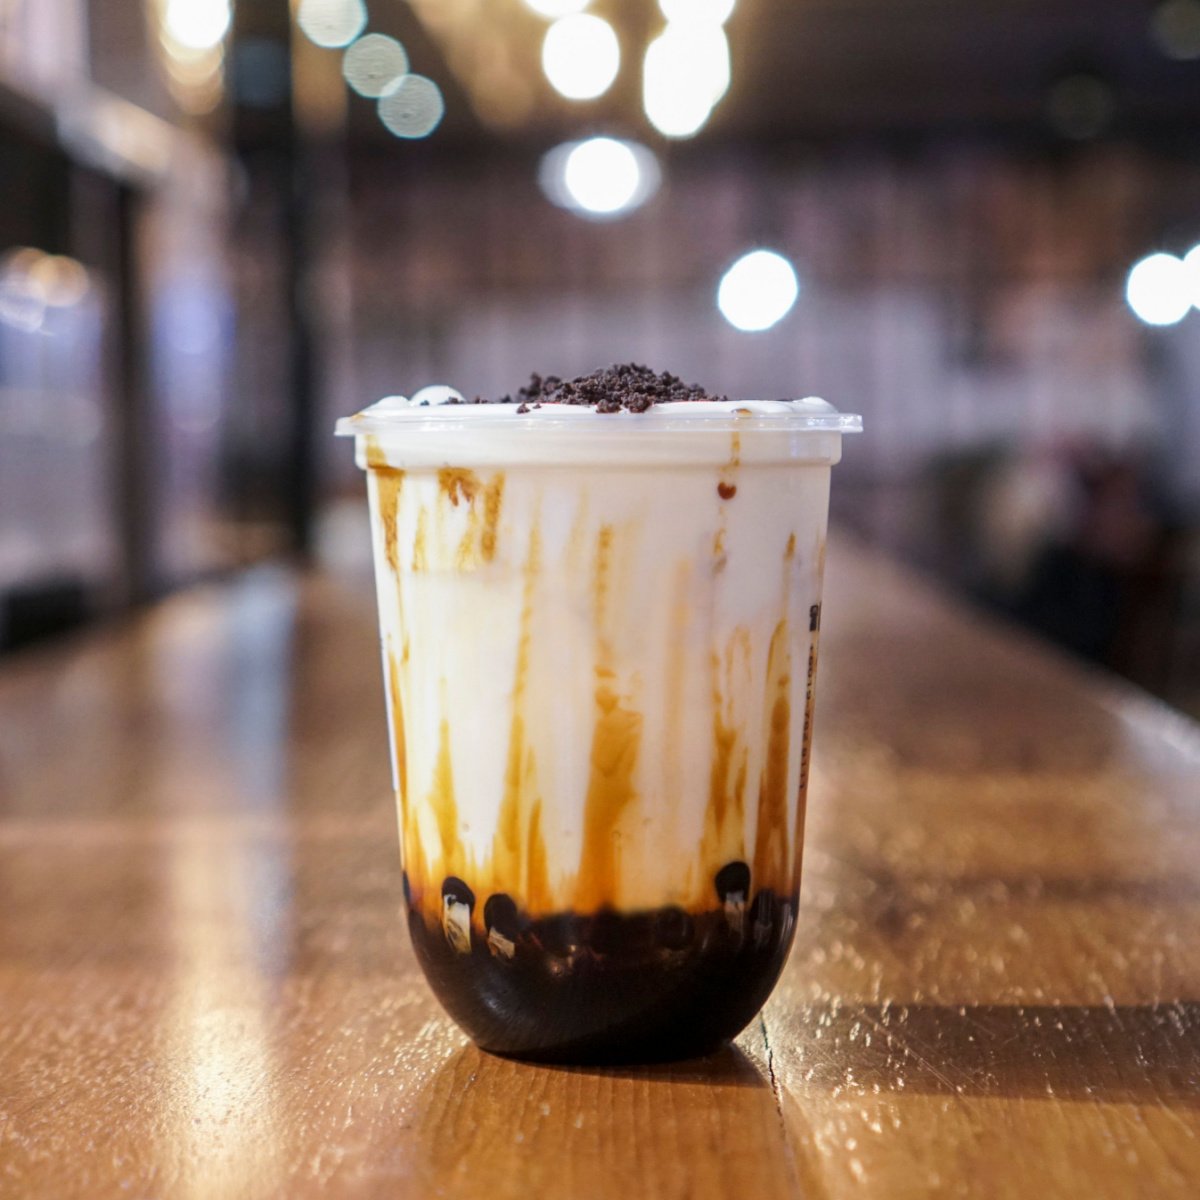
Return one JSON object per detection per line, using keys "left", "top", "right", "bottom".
{"left": 336, "top": 365, "right": 861, "bottom": 1062}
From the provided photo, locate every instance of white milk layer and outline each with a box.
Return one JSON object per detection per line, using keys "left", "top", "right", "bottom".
{"left": 362, "top": 429, "right": 835, "bottom": 922}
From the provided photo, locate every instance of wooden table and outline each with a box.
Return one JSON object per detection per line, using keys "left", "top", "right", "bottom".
{"left": 2, "top": 540, "right": 1199, "bottom": 1199}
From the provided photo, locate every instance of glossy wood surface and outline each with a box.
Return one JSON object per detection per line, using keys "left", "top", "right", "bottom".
{"left": 2, "top": 541, "right": 1199, "bottom": 1198}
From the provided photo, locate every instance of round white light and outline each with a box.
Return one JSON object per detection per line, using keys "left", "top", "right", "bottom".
{"left": 643, "top": 23, "right": 729, "bottom": 138}
{"left": 659, "top": 0, "right": 737, "bottom": 25}
{"left": 717, "top": 250, "right": 800, "bottom": 332}
{"left": 1125, "top": 252, "right": 1190, "bottom": 326}
{"left": 539, "top": 137, "right": 661, "bottom": 220}
{"left": 524, "top": 0, "right": 591, "bottom": 17}
{"left": 343, "top": 34, "right": 409, "bottom": 98}
{"left": 378, "top": 74, "right": 445, "bottom": 138}
{"left": 565, "top": 138, "right": 639, "bottom": 214}
{"left": 163, "top": 0, "right": 231, "bottom": 52}
{"left": 297, "top": 0, "right": 367, "bottom": 49}
{"left": 684, "top": 21, "right": 730, "bottom": 102}
{"left": 541, "top": 14, "right": 620, "bottom": 101}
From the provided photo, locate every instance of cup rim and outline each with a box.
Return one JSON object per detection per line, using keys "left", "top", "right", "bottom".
{"left": 336, "top": 395, "right": 862, "bottom": 439}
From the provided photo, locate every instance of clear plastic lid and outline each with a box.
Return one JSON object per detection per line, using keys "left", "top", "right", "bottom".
{"left": 336, "top": 394, "right": 862, "bottom": 468}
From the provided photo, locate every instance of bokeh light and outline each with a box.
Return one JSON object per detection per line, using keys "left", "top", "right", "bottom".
{"left": 1152, "top": 0, "right": 1200, "bottom": 60}
{"left": 565, "top": 139, "right": 639, "bottom": 214}
{"left": 0, "top": 248, "right": 95, "bottom": 341}
{"left": 643, "top": 23, "right": 730, "bottom": 138}
{"left": 1125, "top": 252, "right": 1190, "bottom": 326}
{"left": 160, "top": 45, "right": 225, "bottom": 114}
{"left": 377, "top": 74, "right": 445, "bottom": 138}
{"left": 658, "top": 0, "right": 736, "bottom": 25}
{"left": 342, "top": 34, "right": 409, "bottom": 98}
{"left": 539, "top": 137, "right": 661, "bottom": 219}
{"left": 297, "top": 0, "right": 368, "bottom": 50}
{"left": 30, "top": 254, "right": 91, "bottom": 308}
{"left": 717, "top": 250, "right": 800, "bottom": 332}
{"left": 156, "top": 0, "right": 227, "bottom": 115}
{"left": 683, "top": 21, "right": 730, "bottom": 103}
{"left": 163, "top": 0, "right": 231, "bottom": 52}
{"left": 523, "top": 0, "right": 591, "bottom": 17}
{"left": 541, "top": 14, "right": 620, "bottom": 101}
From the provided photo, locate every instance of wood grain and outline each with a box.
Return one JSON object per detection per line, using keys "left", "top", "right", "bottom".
{"left": 1, "top": 542, "right": 1198, "bottom": 1198}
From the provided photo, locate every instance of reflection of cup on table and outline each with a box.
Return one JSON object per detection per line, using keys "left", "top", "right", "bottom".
{"left": 337, "top": 371, "right": 860, "bottom": 1063}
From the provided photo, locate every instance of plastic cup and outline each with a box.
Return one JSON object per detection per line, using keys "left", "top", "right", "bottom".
{"left": 337, "top": 395, "right": 860, "bottom": 1062}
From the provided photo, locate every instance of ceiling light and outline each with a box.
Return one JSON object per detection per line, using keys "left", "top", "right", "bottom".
{"left": 343, "top": 34, "right": 409, "bottom": 98}
{"left": 297, "top": 0, "right": 367, "bottom": 50}
{"left": 565, "top": 138, "right": 639, "bottom": 214}
{"left": 643, "top": 23, "right": 729, "bottom": 138}
{"left": 1125, "top": 253, "right": 1190, "bottom": 326}
{"left": 378, "top": 74, "right": 444, "bottom": 138}
{"left": 541, "top": 14, "right": 620, "bottom": 101}
{"left": 162, "top": 0, "right": 231, "bottom": 53}
{"left": 717, "top": 250, "right": 800, "bottom": 332}
{"left": 539, "top": 137, "right": 662, "bottom": 219}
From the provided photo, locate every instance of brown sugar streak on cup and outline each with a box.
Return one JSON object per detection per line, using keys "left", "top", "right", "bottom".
{"left": 753, "top": 620, "right": 792, "bottom": 895}
{"left": 494, "top": 524, "right": 543, "bottom": 904}
{"left": 388, "top": 639, "right": 429, "bottom": 890}
{"left": 795, "top": 610, "right": 819, "bottom": 880}
{"left": 432, "top": 716, "right": 461, "bottom": 879}
{"left": 574, "top": 523, "right": 644, "bottom": 912}
{"left": 525, "top": 799, "right": 551, "bottom": 913}
{"left": 363, "top": 432, "right": 385, "bottom": 467}
{"left": 455, "top": 472, "right": 506, "bottom": 570}
{"left": 412, "top": 509, "right": 428, "bottom": 571}
{"left": 593, "top": 523, "right": 614, "bottom": 653}
{"left": 388, "top": 650, "right": 409, "bottom": 822}
{"left": 375, "top": 469, "right": 404, "bottom": 573}
{"left": 713, "top": 527, "right": 728, "bottom": 573}
{"left": 576, "top": 679, "right": 643, "bottom": 911}
{"left": 662, "top": 559, "right": 692, "bottom": 840}
{"left": 753, "top": 533, "right": 798, "bottom": 894}
{"left": 718, "top": 431, "right": 740, "bottom": 500}
{"left": 480, "top": 475, "right": 505, "bottom": 563}
{"left": 383, "top": 574, "right": 427, "bottom": 890}
{"left": 703, "top": 629, "right": 751, "bottom": 881}
{"left": 438, "top": 467, "right": 480, "bottom": 506}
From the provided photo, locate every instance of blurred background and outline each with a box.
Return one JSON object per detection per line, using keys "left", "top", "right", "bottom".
{"left": 2, "top": 0, "right": 1200, "bottom": 715}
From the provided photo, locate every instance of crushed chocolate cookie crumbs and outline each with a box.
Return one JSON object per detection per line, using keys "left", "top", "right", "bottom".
{"left": 493, "top": 364, "right": 726, "bottom": 413}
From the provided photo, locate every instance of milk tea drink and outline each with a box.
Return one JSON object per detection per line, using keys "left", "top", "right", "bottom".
{"left": 337, "top": 366, "right": 860, "bottom": 1062}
